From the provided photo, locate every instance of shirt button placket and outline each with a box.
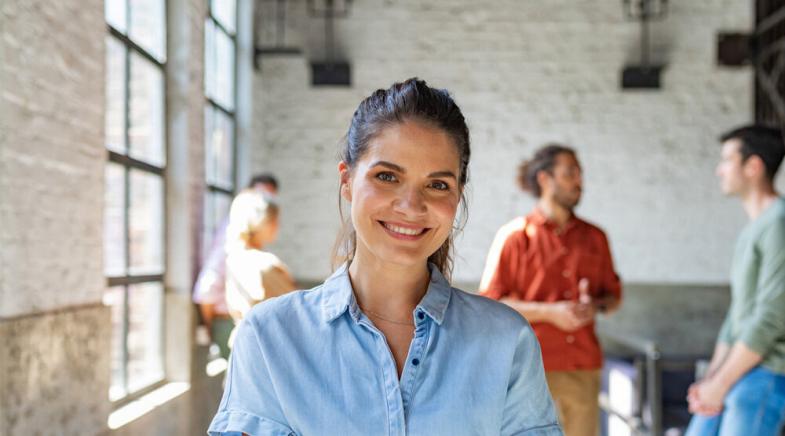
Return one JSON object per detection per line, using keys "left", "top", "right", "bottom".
{"left": 369, "top": 326, "right": 405, "bottom": 436}
{"left": 400, "top": 311, "right": 428, "bottom": 421}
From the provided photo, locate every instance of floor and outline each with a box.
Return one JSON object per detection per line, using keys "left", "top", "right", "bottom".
{"left": 104, "top": 350, "right": 225, "bottom": 436}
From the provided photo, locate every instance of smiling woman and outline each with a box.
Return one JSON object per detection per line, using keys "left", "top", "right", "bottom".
{"left": 207, "top": 78, "right": 563, "bottom": 436}
{"left": 337, "top": 121, "right": 462, "bottom": 275}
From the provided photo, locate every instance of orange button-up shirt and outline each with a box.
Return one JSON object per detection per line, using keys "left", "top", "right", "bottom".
{"left": 479, "top": 209, "right": 622, "bottom": 371}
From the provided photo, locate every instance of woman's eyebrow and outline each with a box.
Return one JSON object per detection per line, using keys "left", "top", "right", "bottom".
{"left": 370, "top": 161, "right": 457, "bottom": 179}
{"left": 428, "top": 170, "right": 457, "bottom": 179}
{"left": 369, "top": 160, "right": 404, "bottom": 172}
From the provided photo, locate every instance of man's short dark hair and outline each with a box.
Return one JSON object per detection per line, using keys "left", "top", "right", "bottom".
{"left": 248, "top": 173, "right": 279, "bottom": 190}
{"left": 517, "top": 144, "right": 576, "bottom": 197}
{"left": 720, "top": 125, "right": 785, "bottom": 182}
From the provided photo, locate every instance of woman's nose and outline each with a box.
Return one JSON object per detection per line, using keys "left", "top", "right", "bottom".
{"left": 394, "top": 186, "right": 427, "bottom": 216}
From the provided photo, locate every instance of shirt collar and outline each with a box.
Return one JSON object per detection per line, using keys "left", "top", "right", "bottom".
{"left": 529, "top": 207, "right": 579, "bottom": 233}
{"left": 320, "top": 263, "right": 452, "bottom": 326}
{"left": 417, "top": 264, "right": 451, "bottom": 325}
{"left": 321, "top": 263, "right": 357, "bottom": 323}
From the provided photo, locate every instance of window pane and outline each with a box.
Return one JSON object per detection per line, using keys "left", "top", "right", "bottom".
{"left": 127, "top": 282, "right": 164, "bottom": 393}
{"left": 205, "top": 106, "right": 235, "bottom": 190}
{"left": 205, "top": 22, "right": 235, "bottom": 111}
{"left": 103, "top": 285, "right": 127, "bottom": 401}
{"left": 129, "top": 170, "right": 163, "bottom": 275}
{"left": 105, "top": 0, "right": 128, "bottom": 33}
{"left": 202, "top": 191, "right": 232, "bottom": 262}
{"left": 105, "top": 36, "right": 127, "bottom": 154}
{"left": 104, "top": 163, "right": 127, "bottom": 276}
{"left": 204, "top": 19, "right": 216, "bottom": 99}
{"left": 211, "top": 0, "right": 236, "bottom": 34}
{"left": 129, "top": 52, "right": 165, "bottom": 167}
{"left": 128, "top": 0, "right": 166, "bottom": 61}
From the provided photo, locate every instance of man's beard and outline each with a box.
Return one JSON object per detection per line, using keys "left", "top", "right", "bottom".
{"left": 554, "top": 190, "right": 581, "bottom": 210}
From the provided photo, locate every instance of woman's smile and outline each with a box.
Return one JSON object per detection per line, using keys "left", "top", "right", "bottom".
{"left": 379, "top": 220, "right": 431, "bottom": 240}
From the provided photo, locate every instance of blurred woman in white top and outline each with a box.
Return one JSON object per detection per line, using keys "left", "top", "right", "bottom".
{"left": 224, "top": 189, "right": 296, "bottom": 323}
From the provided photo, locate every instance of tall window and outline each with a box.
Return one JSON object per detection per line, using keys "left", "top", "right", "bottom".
{"left": 103, "top": 0, "right": 167, "bottom": 402}
{"left": 203, "top": 0, "right": 237, "bottom": 256}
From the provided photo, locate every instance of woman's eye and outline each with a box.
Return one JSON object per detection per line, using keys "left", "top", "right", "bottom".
{"left": 376, "top": 172, "right": 397, "bottom": 182}
{"left": 430, "top": 180, "right": 449, "bottom": 191}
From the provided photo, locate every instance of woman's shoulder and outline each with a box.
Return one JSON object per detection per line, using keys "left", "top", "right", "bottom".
{"left": 242, "top": 282, "right": 331, "bottom": 326}
{"left": 448, "top": 286, "right": 529, "bottom": 330}
{"left": 444, "top": 287, "right": 538, "bottom": 359}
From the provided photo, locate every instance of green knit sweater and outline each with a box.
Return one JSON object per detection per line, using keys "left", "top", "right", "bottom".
{"left": 718, "top": 197, "right": 785, "bottom": 374}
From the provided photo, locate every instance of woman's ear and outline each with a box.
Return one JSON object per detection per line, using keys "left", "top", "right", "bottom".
{"left": 338, "top": 161, "right": 352, "bottom": 202}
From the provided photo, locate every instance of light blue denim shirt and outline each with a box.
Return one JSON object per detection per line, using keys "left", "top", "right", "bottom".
{"left": 208, "top": 264, "right": 561, "bottom": 436}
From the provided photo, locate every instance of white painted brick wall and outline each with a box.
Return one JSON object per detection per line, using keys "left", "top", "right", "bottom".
{"left": 0, "top": 0, "right": 105, "bottom": 317}
{"left": 253, "top": 0, "right": 768, "bottom": 286}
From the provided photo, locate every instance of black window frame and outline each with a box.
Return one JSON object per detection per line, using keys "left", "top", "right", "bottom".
{"left": 202, "top": 0, "right": 239, "bottom": 261}
{"left": 104, "top": 0, "right": 169, "bottom": 406}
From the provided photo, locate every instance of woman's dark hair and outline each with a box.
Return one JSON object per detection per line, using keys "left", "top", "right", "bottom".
{"left": 720, "top": 124, "right": 785, "bottom": 182}
{"left": 517, "top": 143, "right": 576, "bottom": 197}
{"left": 332, "top": 78, "right": 471, "bottom": 279}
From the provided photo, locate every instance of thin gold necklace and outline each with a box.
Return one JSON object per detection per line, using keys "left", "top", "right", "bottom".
{"left": 360, "top": 306, "right": 414, "bottom": 326}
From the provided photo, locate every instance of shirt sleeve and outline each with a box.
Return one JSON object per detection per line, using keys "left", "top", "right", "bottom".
{"left": 193, "top": 244, "right": 227, "bottom": 304}
{"left": 208, "top": 316, "right": 295, "bottom": 436}
{"left": 480, "top": 220, "right": 524, "bottom": 300}
{"left": 261, "top": 263, "right": 298, "bottom": 300}
{"left": 716, "top": 312, "right": 733, "bottom": 345}
{"left": 737, "top": 219, "right": 785, "bottom": 356}
{"left": 597, "top": 231, "right": 622, "bottom": 302}
{"left": 502, "top": 322, "right": 563, "bottom": 435}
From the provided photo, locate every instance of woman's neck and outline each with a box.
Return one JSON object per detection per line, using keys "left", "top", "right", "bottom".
{"left": 348, "top": 251, "right": 430, "bottom": 320}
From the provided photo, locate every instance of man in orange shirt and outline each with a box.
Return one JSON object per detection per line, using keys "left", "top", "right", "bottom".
{"left": 480, "top": 144, "right": 622, "bottom": 436}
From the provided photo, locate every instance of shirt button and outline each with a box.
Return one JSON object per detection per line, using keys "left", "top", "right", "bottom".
{"left": 564, "top": 291, "right": 573, "bottom": 298}
{"left": 411, "top": 358, "right": 420, "bottom": 366}
{"left": 417, "top": 311, "right": 425, "bottom": 320}
{"left": 562, "top": 270, "right": 571, "bottom": 278}
{"left": 566, "top": 335, "right": 575, "bottom": 344}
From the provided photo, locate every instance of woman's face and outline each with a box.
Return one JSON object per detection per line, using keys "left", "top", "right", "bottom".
{"left": 339, "top": 120, "right": 462, "bottom": 269}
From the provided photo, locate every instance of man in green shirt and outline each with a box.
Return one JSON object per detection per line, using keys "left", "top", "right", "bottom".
{"left": 686, "top": 125, "right": 785, "bottom": 435}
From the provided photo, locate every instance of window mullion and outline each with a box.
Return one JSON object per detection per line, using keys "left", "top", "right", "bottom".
{"left": 122, "top": 41, "right": 132, "bottom": 396}
{"left": 208, "top": 7, "right": 236, "bottom": 39}
{"left": 124, "top": 0, "right": 131, "bottom": 38}
{"left": 206, "top": 97, "right": 235, "bottom": 117}
{"left": 108, "top": 151, "right": 165, "bottom": 175}
{"left": 108, "top": 25, "right": 165, "bottom": 69}
{"left": 207, "top": 184, "right": 233, "bottom": 197}
{"left": 231, "top": 10, "right": 238, "bottom": 192}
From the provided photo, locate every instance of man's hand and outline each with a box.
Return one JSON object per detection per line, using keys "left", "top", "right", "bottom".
{"left": 687, "top": 342, "right": 761, "bottom": 417}
{"left": 574, "top": 278, "right": 596, "bottom": 323}
{"left": 687, "top": 378, "right": 725, "bottom": 416}
{"left": 498, "top": 278, "right": 599, "bottom": 330}
{"left": 549, "top": 301, "right": 592, "bottom": 331}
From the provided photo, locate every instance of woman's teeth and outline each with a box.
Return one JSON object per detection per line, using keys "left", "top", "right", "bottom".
{"left": 384, "top": 223, "right": 424, "bottom": 236}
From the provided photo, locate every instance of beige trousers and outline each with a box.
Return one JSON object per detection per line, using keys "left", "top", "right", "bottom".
{"left": 545, "top": 370, "right": 601, "bottom": 436}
